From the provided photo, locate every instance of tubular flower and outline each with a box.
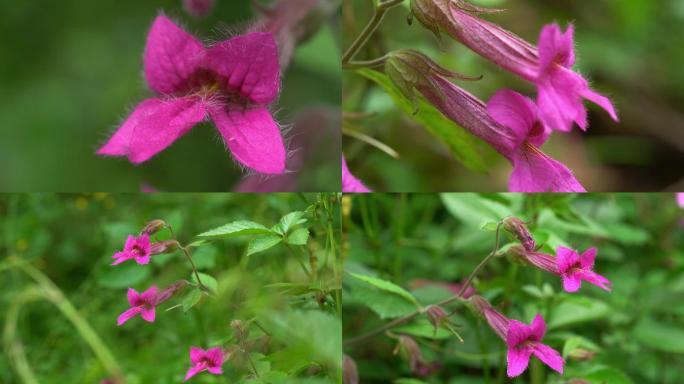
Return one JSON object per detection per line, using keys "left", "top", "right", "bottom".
{"left": 386, "top": 50, "right": 584, "bottom": 191}
{"left": 97, "top": 15, "right": 286, "bottom": 174}
{"left": 556, "top": 246, "right": 611, "bottom": 292}
{"left": 342, "top": 156, "right": 371, "bottom": 192}
{"left": 111, "top": 234, "right": 151, "bottom": 265}
{"left": 470, "top": 296, "right": 564, "bottom": 377}
{"left": 117, "top": 286, "right": 158, "bottom": 325}
{"left": 184, "top": 347, "right": 225, "bottom": 382}
{"left": 410, "top": 0, "right": 618, "bottom": 132}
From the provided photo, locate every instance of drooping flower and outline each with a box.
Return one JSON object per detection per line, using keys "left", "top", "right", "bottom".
{"left": 409, "top": 0, "right": 618, "bottom": 133}
{"left": 509, "top": 244, "right": 559, "bottom": 275}
{"left": 342, "top": 156, "right": 371, "bottom": 192}
{"left": 184, "top": 347, "right": 225, "bottom": 382}
{"left": 97, "top": 15, "right": 286, "bottom": 174}
{"left": 677, "top": 193, "right": 684, "bottom": 208}
{"left": 386, "top": 50, "right": 584, "bottom": 191}
{"left": 556, "top": 246, "right": 611, "bottom": 292}
{"left": 117, "top": 286, "right": 158, "bottom": 325}
{"left": 392, "top": 335, "right": 441, "bottom": 378}
{"left": 469, "top": 296, "right": 564, "bottom": 377}
{"left": 506, "top": 315, "right": 564, "bottom": 377}
{"left": 111, "top": 234, "right": 152, "bottom": 265}
{"left": 502, "top": 216, "right": 535, "bottom": 251}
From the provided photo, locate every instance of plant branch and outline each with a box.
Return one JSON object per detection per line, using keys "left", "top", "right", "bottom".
{"left": 343, "top": 221, "right": 504, "bottom": 347}
{"left": 342, "top": 55, "right": 390, "bottom": 70}
{"left": 341, "top": 0, "right": 404, "bottom": 65}
{"left": 168, "top": 225, "right": 209, "bottom": 292}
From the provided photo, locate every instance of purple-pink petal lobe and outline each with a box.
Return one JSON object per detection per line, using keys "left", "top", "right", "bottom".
{"left": 531, "top": 343, "right": 564, "bottom": 374}
{"left": 556, "top": 246, "right": 611, "bottom": 292}
{"left": 342, "top": 156, "right": 371, "bottom": 193}
{"left": 509, "top": 144, "right": 586, "bottom": 192}
{"left": 487, "top": 89, "right": 548, "bottom": 148}
{"left": 209, "top": 105, "right": 286, "bottom": 175}
{"left": 507, "top": 347, "right": 532, "bottom": 377}
{"left": 184, "top": 347, "right": 225, "bottom": 382}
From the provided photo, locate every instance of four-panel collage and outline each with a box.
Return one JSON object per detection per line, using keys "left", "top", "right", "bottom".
{"left": 1, "top": 0, "right": 684, "bottom": 383}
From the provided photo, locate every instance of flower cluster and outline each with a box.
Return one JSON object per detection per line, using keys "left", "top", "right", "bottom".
{"left": 109, "top": 219, "right": 225, "bottom": 382}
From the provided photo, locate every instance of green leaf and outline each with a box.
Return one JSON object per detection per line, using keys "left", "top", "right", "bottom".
{"left": 247, "top": 235, "right": 283, "bottom": 256}
{"left": 347, "top": 272, "right": 420, "bottom": 308}
{"left": 357, "top": 68, "right": 495, "bottom": 172}
{"left": 634, "top": 317, "right": 684, "bottom": 353}
{"left": 181, "top": 288, "right": 202, "bottom": 312}
{"left": 286, "top": 228, "right": 309, "bottom": 245}
{"left": 581, "top": 366, "right": 634, "bottom": 384}
{"left": 273, "top": 211, "right": 307, "bottom": 235}
{"left": 441, "top": 193, "right": 513, "bottom": 227}
{"left": 480, "top": 221, "right": 500, "bottom": 231}
{"left": 394, "top": 318, "right": 452, "bottom": 340}
{"left": 97, "top": 263, "right": 149, "bottom": 289}
{"left": 197, "top": 220, "right": 273, "bottom": 238}
{"left": 191, "top": 272, "right": 218, "bottom": 294}
{"left": 548, "top": 296, "right": 611, "bottom": 329}
{"left": 191, "top": 245, "right": 217, "bottom": 270}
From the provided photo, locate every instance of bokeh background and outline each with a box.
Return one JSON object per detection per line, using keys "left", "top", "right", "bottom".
{"left": 343, "top": 0, "right": 684, "bottom": 191}
{"left": 0, "top": 0, "right": 341, "bottom": 191}
{"left": 343, "top": 193, "right": 684, "bottom": 383}
{"left": 0, "top": 193, "right": 341, "bottom": 383}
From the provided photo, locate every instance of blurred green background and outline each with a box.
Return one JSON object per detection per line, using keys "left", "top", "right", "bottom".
{"left": 0, "top": 193, "right": 342, "bottom": 383}
{"left": 343, "top": 193, "right": 684, "bottom": 383}
{"left": 0, "top": 0, "right": 341, "bottom": 191}
{"left": 343, "top": 0, "right": 684, "bottom": 191}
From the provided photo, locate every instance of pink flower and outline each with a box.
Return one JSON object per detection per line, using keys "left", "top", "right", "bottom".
{"left": 184, "top": 347, "right": 225, "bottom": 381}
{"left": 117, "top": 286, "right": 158, "bottom": 325}
{"left": 556, "top": 246, "right": 611, "bottom": 292}
{"left": 111, "top": 234, "right": 151, "bottom": 265}
{"left": 677, "top": 193, "right": 684, "bottom": 208}
{"left": 487, "top": 89, "right": 585, "bottom": 192}
{"left": 97, "top": 16, "right": 286, "bottom": 174}
{"left": 469, "top": 296, "right": 564, "bottom": 377}
{"left": 506, "top": 315, "right": 564, "bottom": 377}
{"left": 342, "top": 156, "right": 371, "bottom": 192}
{"left": 410, "top": 1, "right": 618, "bottom": 132}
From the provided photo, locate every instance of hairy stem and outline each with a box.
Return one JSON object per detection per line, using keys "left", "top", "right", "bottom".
{"left": 343, "top": 221, "right": 503, "bottom": 347}
{"left": 341, "top": 0, "right": 404, "bottom": 65}
{"left": 168, "top": 225, "right": 208, "bottom": 292}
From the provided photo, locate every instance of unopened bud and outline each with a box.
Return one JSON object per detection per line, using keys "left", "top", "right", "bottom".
{"left": 231, "top": 319, "right": 249, "bottom": 340}
{"left": 141, "top": 219, "right": 167, "bottom": 236}
{"left": 502, "top": 217, "right": 535, "bottom": 251}
{"left": 343, "top": 355, "right": 358, "bottom": 384}
{"left": 426, "top": 305, "right": 448, "bottom": 329}
{"left": 569, "top": 348, "right": 596, "bottom": 361}
{"left": 182, "top": 0, "right": 215, "bottom": 18}
{"left": 156, "top": 280, "right": 187, "bottom": 304}
{"left": 150, "top": 240, "right": 179, "bottom": 255}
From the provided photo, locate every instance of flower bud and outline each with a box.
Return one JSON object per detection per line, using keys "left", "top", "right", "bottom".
{"left": 156, "top": 280, "right": 188, "bottom": 304}
{"left": 502, "top": 217, "right": 535, "bottom": 251}
{"left": 469, "top": 295, "right": 509, "bottom": 340}
{"left": 393, "top": 335, "right": 422, "bottom": 372}
{"left": 141, "top": 219, "right": 167, "bottom": 236}
{"left": 426, "top": 305, "right": 448, "bottom": 329}
{"left": 231, "top": 319, "right": 249, "bottom": 340}
{"left": 568, "top": 348, "right": 596, "bottom": 361}
{"left": 182, "top": 0, "right": 215, "bottom": 18}
{"left": 150, "top": 240, "right": 180, "bottom": 255}
{"left": 342, "top": 355, "right": 359, "bottom": 384}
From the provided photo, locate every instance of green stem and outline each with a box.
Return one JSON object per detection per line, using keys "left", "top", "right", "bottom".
{"left": 168, "top": 225, "right": 208, "bottom": 292}
{"left": 342, "top": 55, "right": 390, "bottom": 70}
{"left": 341, "top": 0, "right": 404, "bottom": 65}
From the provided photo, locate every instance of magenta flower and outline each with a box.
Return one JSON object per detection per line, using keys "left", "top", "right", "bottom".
{"left": 486, "top": 89, "right": 585, "bottom": 192}
{"left": 184, "top": 347, "right": 225, "bottom": 382}
{"left": 677, "top": 193, "right": 684, "bottom": 208}
{"left": 342, "top": 156, "right": 371, "bottom": 192}
{"left": 111, "top": 234, "right": 151, "bottom": 265}
{"left": 556, "top": 246, "right": 611, "bottom": 292}
{"left": 117, "top": 286, "right": 158, "bottom": 326}
{"left": 97, "top": 15, "right": 286, "bottom": 174}
{"left": 410, "top": 1, "right": 618, "bottom": 132}
{"left": 506, "top": 315, "right": 564, "bottom": 377}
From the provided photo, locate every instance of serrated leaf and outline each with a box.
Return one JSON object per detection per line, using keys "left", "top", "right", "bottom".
{"left": 348, "top": 272, "right": 420, "bottom": 308}
{"left": 357, "top": 68, "right": 495, "bottom": 172}
{"left": 287, "top": 228, "right": 309, "bottom": 245}
{"left": 182, "top": 288, "right": 202, "bottom": 312}
{"left": 197, "top": 220, "right": 273, "bottom": 238}
{"left": 247, "top": 235, "right": 283, "bottom": 256}
{"left": 272, "top": 211, "right": 307, "bottom": 235}
{"left": 191, "top": 272, "right": 218, "bottom": 293}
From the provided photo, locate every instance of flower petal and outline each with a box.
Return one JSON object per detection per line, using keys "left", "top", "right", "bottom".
{"left": 578, "top": 270, "right": 612, "bottom": 291}
{"left": 189, "top": 347, "right": 205, "bottom": 364}
{"left": 207, "top": 366, "right": 223, "bottom": 375}
{"left": 536, "top": 68, "right": 587, "bottom": 132}
{"left": 126, "top": 97, "right": 207, "bottom": 164}
{"left": 140, "top": 286, "right": 158, "bottom": 302}
{"left": 509, "top": 144, "right": 586, "bottom": 192}
{"left": 531, "top": 343, "right": 564, "bottom": 374}
{"left": 184, "top": 364, "right": 204, "bottom": 382}
{"left": 555, "top": 246, "right": 579, "bottom": 274}
{"left": 209, "top": 105, "right": 286, "bottom": 174}
{"left": 206, "top": 347, "right": 224, "bottom": 366}
{"left": 205, "top": 32, "right": 280, "bottom": 104}
{"left": 140, "top": 307, "right": 156, "bottom": 322}
{"left": 562, "top": 271, "right": 582, "bottom": 292}
{"left": 538, "top": 23, "right": 575, "bottom": 73}
{"left": 506, "top": 319, "right": 531, "bottom": 348}
{"left": 117, "top": 307, "right": 141, "bottom": 326}
{"left": 342, "top": 156, "right": 371, "bottom": 193}
{"left": 507, "top": 346, "right": 532, "bottom": 377}
{"left": 111, "top": 252, "right": 131, "bottom": 266}
{"left": 144, "top": 15, "right": 205, "bottom": 95}
{"left": 124, "top": 235, "right": 136, "bottom": 251}
{"left": 127, "top": 288, "right": 140, "bottom": 306}
{"left": 487, "top": 89, "right": 548, "bottom": 148}
{"left": 529, "top": 314, "right": 547, "bottom": 342}
{"left": 581, "top": 87, "right": 619, "bottom": 122}
{"left": 579, "top": 247, "right": 597, "bottom": 269}
{"left": 135, "top": 254, "right": 151, "bottom": 265}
